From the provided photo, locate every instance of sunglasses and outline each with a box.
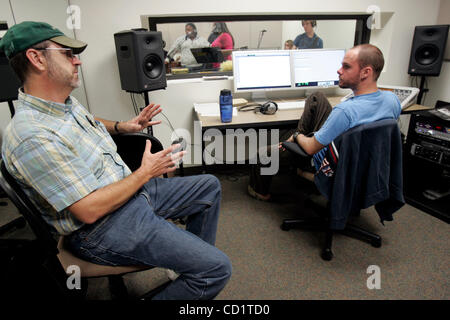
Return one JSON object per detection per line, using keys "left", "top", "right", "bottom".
{"left": 35, "top": 47, "right": 78, "bottom": 60}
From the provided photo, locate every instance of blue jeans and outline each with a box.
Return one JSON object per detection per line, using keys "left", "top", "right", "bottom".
{"left": 67, "top": 174, "right": 232, "bottom": 300}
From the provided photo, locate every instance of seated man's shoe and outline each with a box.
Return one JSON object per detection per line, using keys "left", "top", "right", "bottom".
{"left": 166, "top": 269, "right": 180, "bottom": 281}
{"left": 247, "top": 185, "right": 271, "bottom": 202}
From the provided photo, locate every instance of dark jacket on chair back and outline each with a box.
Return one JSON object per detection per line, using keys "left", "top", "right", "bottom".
{"left": 314, "top": 119, "right": 405, "bottom": 230}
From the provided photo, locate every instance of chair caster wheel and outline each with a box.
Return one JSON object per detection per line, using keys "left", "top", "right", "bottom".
{"left": 321, "top": 249, "right": 333, "bottom": 261}
{"left": 280, "top": 223, "right": 290, "bottom": 231}
{"left": 371, "top": 238, "right": 382, "bottom": 248}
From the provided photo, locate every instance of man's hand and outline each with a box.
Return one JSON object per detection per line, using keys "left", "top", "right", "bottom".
{"left": 120, "top": 103, "right": 162, "bottom": 133}
{"left": 137, "top": 140, "right": 186, "bottom": 180}
{"left": 278, "top": 134, "right": 295, "bottom": 151}
{"left": 67, "top": 139, "right": 185, "bottom": 225}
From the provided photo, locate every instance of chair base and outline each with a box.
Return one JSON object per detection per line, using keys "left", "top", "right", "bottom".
{"left": 0, "top": 216, "right": 26, "bottom": 235}
{"left": 281, "top": 217, "right": 382, "bottom": 261}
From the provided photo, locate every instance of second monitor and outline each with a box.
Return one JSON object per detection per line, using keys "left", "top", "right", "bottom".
{"left": 292, "top": 49, "right": 345, "bottom": 88}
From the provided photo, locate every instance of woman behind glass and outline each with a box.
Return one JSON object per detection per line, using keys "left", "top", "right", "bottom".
{"left": 209, "top": 22, "right": 234, "bottom": 61}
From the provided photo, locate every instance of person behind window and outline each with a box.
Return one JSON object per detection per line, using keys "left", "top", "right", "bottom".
{"left": 166, "top": 23, "right": 210, "bottom": 66}
{"left": 284, "top": 40, "right": 297, "bottom": 50}
{"left": 293, "top": 20, "right": 323, "bottom": 49}
{"left": 209, "top": 22, "right": 234, "bottom": 61}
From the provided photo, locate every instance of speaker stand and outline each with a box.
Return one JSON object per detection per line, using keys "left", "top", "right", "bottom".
{"left": 143, "top": 91, "right": 153, "bottom": 136}
{"left": 417, "top": 76, "right": 428, "bottom": 105}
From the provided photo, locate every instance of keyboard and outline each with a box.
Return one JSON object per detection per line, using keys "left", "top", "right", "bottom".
{"left": 277, "top": 100, "right": 306, "bottom": 110}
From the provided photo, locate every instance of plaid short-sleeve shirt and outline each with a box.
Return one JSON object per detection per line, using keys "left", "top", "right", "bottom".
{"left": 1, "top": 90, "right": 132, "bottom": 235}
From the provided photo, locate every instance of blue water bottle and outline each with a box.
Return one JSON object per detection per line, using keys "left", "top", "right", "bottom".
{"left": 219, "top": 89, "right": 233, "bottom": 123}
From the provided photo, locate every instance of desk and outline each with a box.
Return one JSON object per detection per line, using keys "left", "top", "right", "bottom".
{"left": 194, "top": 96, "right": 432, "bottom": 169}
{"left": 194, "top": 96, "right": 343, "bottom": 170}
{"left": 195, "top": 96, "right": 344, "bottom": 130}
{"left": 401, "top": 103, "right": 434, "bottom": 114}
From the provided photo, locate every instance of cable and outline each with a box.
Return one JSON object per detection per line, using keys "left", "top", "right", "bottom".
{"left": 159, "top": 112, "right": 180, "bottom": 139}
{"left": 8, "top": 0, "right": 17, "bottom": 25}
{"left": 422, "top": 77, "right": 429, "bottom": 105}
{"left": 130, "top": 93, "right": 231, "bottom": 164}
{"left": 130, "top": 93, "right": 140, "bottom": 116}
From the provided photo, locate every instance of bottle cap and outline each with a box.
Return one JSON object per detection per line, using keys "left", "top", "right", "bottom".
{"left": 220, "top": 89, "right": 231, "bottom": 96}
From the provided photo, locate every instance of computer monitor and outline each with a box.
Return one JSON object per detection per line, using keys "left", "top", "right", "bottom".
{"left": 292, "top": 49, "right": 345, "bottom": 88}
{"left": 232, "top": 50, "right": 292, "bottom": 100}
{"left": 191, "top": 47, "right": 224, "bottom": 64}
{"left": 232, "top": 49, "right": 345, "bottom": 101}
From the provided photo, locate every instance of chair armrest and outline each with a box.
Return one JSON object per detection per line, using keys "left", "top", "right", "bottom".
{"left": 281, "top": 141, "right": 309, "bottom": 157}
{"left": 112, "top": 132, "right": 164, "bottom": 172}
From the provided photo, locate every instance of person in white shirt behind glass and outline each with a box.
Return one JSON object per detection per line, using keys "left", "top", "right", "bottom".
{"left": 166, "top": 23, "right": 210, "bottom": 66}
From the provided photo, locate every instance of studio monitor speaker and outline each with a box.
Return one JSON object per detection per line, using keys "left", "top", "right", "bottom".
{"left": 1, "top": 23, "right": 22, "bottom": 102}
{"left": 114, "top": 29, "right": 166, "bottom": 93}
{"left": 408, "top": 25, "right": 449, "bottom": 76}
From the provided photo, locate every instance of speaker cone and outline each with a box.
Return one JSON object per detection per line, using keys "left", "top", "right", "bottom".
{"left": 143, "top": 54, "right": 163, "bottom": 79}
{"left": 415, "top": 44, "right": 439, "bottom": 65}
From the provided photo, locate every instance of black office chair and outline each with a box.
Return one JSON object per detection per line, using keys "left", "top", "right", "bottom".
{"left": 0, "top": 132, "right": 171, "bottom": 300}
{"left": 0, "top": 154, "right": 26, "bottom": 236}
{"left": 112, "top": 132, "right": 185, "bottom": 177}
{"left": 0, "top": 192, "right": 26, "bottom": 235}
{"left": 281, "top": 119, "right": 405, "bottom": 261}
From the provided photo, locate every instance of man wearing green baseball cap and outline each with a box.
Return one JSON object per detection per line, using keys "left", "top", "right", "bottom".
{"left": 1, "top": 21, "right": 231, "bottom": 300}
{"left": 0, "top": 21, "right": 87, "bottom": 59}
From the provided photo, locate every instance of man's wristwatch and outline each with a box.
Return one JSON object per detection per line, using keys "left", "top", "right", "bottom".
{"left": 292, "top": 131, "right": 300, "bottom": 144}
{"left": 114, "top": 121, "right": 121, "bottom": 133}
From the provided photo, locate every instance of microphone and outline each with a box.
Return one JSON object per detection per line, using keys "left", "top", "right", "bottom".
{"left": 257, "top": 29, "right": 267, "bottom": 49}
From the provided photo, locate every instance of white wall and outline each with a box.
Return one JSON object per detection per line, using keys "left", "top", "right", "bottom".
{"left": 1, "top": 0, "right": 447, "bottom": 157}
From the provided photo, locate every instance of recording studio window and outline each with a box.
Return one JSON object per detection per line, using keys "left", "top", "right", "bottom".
{"left": 149, "top": 16, "right": 363, "bottom": 79}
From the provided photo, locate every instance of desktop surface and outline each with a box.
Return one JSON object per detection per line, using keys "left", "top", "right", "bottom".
{"left": 195, "top": 94, "right": 431, "bottom": 129}
{"left": 195, "top": 96, "right": 344, "bottom": 129}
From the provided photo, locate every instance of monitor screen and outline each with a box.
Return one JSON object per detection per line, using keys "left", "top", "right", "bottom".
{"left": 292, "top": 49, "right": 345, "bottom": 88}
{"left": 232, "top": 50, "right": 292, "bottom": 92}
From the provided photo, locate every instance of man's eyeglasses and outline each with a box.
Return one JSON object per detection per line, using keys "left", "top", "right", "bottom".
{"left": 35, "top": 47, "right": 78, "bottom": 60}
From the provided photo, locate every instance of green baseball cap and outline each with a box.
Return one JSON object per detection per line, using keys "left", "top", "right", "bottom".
{"left": 0, "top": 21, "right": 87, "bottom": 59}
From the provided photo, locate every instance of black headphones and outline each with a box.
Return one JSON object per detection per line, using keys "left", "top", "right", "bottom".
{"left": 238, "top": 101, "right": 278, "bottom": 115}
